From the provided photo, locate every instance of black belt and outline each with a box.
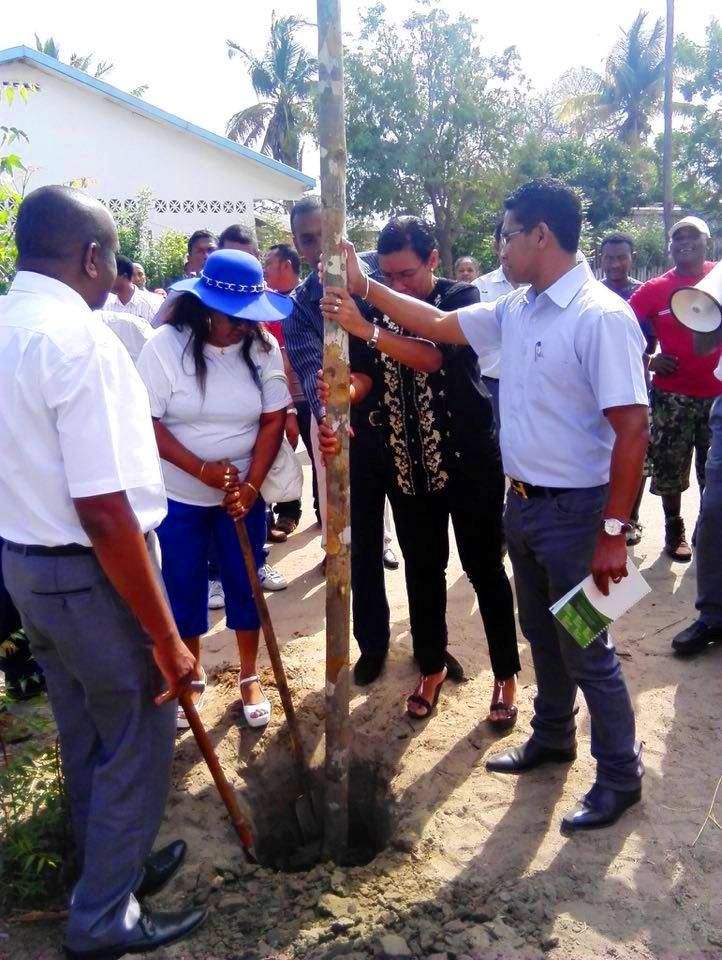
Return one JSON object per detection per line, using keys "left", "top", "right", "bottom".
{"left": 508, "top": 478, "right": 575, "bottom": 500}
{"left": 5, "top": 540, "right": 94, "bottom": 557}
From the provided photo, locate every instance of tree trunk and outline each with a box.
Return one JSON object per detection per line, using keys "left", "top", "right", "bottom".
{"left": 317, "top": 0, "right": 350, "bottom": 865}
{"left": 662, "top": 0, "right": 675, "bottom": 254}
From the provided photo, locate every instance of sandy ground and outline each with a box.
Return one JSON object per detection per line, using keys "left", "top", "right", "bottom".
{"left": 3, "top": 445, "right": 722, "bottom": 960}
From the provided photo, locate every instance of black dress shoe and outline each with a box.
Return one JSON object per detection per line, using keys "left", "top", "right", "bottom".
{"left": 64, "top": 907, "right": 207, "bottom": 959}
{"left": 135, "top": 839, "right": 187, "bottom": 899}
{"left": 353, "top": 653, "right": 387, "bottom": 686}
{"left": 486, "top": 737, "right": 576, "bottom": 774}
{"left": 444, "top": 652, "right": 465, "bottom": 683}
{"left": 672, "top": 619, "right": 722, "bottom": 657}
{"left": 561, "top": 783, "right": 641, "bottom": 833}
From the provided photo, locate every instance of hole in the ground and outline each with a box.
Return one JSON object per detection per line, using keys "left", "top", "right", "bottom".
{"left": 245, "top": 757, "right": 392, "bottom": 872}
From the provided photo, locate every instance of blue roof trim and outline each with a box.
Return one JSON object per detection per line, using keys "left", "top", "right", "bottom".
{"left": 0, "top": 45, "right": 316, "bottom": 190}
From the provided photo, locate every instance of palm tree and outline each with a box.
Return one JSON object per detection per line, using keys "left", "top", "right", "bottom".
{"left": 32, "top": 35, "right": 146, "bottom": 95}
{"left": 558, "top": 11, "right": 689, "bottom": 147}
{"left": 226, "top": 13, "right": 317, "bottom": 170}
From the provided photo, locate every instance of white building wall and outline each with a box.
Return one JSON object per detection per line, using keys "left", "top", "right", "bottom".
{"left": 0, "top": 61, "right": 308, "bottom": 237}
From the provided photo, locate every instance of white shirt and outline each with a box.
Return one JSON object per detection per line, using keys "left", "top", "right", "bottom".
{"left": 472, "top": 266, "right": 523, "bottom": 379}
{"left": 105, "top": 285, "right": 164, "bottom": 324}
{"left": 137, "top": 325, "right": 290, "bottom": 506}
{"left": 0, "top": 272, "right": 167, "bottom": 546}
{"left": 458, "top": 260, "right": 649, "bottom": 488}
{"left": 98, "top": 309, "right": 153, "bottom": 364}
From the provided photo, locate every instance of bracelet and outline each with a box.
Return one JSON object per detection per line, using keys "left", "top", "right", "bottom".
{"left": 287, "top": 407, "right": 298, "bottom": 415}
{"left": 362, "top": 272, "right": 370, "bottom": 300}
{"left": 242, "top": 480, "right": 260, "bottom": 497}
{"left": 367, "top": 323, "right": 381, "bottom": 350}
{"left": 199, "top": 460, "right": 209, "bottom": 482}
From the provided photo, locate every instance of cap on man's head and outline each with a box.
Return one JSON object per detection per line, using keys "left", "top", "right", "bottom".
{"left": 670, "top": 216, "right": 711, "bottom": 239}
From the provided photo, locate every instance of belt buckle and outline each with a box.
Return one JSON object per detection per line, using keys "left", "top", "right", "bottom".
{"left": 510, "top": 478, "right": 528, "bottom": 500}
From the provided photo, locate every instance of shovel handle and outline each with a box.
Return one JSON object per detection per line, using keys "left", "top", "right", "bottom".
{"left": 179, "top": 692, "right": 255, "bottom": 858}
{"left": 234, "top": 519, "right": 308, "bottom": 782}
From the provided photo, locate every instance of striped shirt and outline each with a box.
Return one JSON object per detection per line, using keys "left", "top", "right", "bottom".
{"left": 285, "top": 254, "right": 379, "bottom": 422}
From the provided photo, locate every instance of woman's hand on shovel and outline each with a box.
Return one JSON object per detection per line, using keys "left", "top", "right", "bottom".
{"left": 223, "top": 481, "right": 258, "bottom": 521}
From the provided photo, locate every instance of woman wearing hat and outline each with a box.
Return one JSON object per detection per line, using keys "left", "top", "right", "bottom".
{"left": 137, "top": 250, "right": 292, "bottom": 729}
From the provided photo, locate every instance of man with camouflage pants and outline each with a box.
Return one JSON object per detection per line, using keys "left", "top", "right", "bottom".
{"left": 630, "top": 218, "right": 721, "bottom": 561}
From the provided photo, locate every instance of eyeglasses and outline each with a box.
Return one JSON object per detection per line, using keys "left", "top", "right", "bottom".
{"left": 499, "top": 228, "right": 527, "bottom": 246}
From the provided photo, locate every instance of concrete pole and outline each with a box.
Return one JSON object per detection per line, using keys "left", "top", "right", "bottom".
{"left": 662, "top": 0, "right": 675, "bottom": 252}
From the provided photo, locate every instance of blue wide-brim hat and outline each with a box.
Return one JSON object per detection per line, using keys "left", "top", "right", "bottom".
{"left": 171, "top": 249, "right": 293, "bottom": 322}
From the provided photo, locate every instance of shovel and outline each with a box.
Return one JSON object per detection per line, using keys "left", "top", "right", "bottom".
{"left": 179, "top": 689, "right": 256, "bottom": 860}
{"left": 234, "top": 518, "right": 320, "bottom": 841}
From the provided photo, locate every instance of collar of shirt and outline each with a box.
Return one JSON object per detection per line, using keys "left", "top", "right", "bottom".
{"left": 525, "top": 260, "right": 593, "bottom": 310}
{"left": 9, "top": 271, "right": 92, "bottom": 313}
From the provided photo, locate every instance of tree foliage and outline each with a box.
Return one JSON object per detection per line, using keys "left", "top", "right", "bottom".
{"left": 673, "top": 19, "right": 722, "bottom": 216}
{"left": 226, "top": 13, "right": 317, "bottom": 170}
{"left": 33, "top": 34, "right": 147, "bottom": 97}
{"left": 557, "top": 12, "right": 692, "bottom": 147}
{"left": 345, "top": 4, "right": 526, "bottom": 275}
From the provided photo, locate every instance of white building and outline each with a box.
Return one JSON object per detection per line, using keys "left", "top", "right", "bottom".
{"left": 0, "top": 45, "right": 315, "bottom": 236}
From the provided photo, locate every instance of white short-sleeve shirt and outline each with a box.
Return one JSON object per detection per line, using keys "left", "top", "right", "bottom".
{"left": 98, "top": 309, "right": 153, "bottom": 364}
{"left": 104, "top": 285, "right": 164, "bottom": 324}
{"left": 458, "top": 260, "right": 649, "bottom": 488}
{"left": 136, "top": 325, "right": 290, "bottom": 506}
{"left": 0, "top": 272, "right": 167, "bottom": 547}
{"left": 472, "top": 266, "right": 521, "bottom": 379}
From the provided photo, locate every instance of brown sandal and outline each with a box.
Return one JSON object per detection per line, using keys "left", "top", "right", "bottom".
{"left": 488, "top": 679, "right": 518, "bottom": 732}
{"left": 407, "top": 669, "right": 447, "bottom": 720}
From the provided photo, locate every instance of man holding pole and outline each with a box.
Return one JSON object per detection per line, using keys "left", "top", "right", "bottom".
{"left": 323, "top": 179, "right": 648, "bottom": 833}
{"left": 0, "top": 185, "right": 206, "bottom": 957}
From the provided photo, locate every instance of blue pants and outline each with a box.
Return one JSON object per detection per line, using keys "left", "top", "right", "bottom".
{"left": 157, "top": 498, "right": 266, "bottom": 637}
{"left": 505, "top": 486, "right": 643, "bottom": 792}
{"left": 2, "top": 535, "right": 175, "bottom": 952}
{"left": 696, "top": 397, "right": 722, "bottom": 627}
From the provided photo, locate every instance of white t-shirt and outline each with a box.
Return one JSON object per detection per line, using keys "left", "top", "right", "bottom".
{"left": 137, "top": 325, "right": 290, "bottom": 506}
{"left": 0, "top": 272, "right": 167, "bottom": 547}
{"left": 98, "top": 309, "right": 153, "bottom": 364}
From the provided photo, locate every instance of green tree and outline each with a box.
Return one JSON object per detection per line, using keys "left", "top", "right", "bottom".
{"left": 0, "top": 85, "right": 35, "bottom": 293}
{"left": 672, "top": 18, "right": 722, "bottom": 215}
{"left": 345, "top": 4, "right": 526, "bottom": 275}
{"left": 558, "top": 11, "right": 690, "bottom": 147}
{"left": 225, "top": 13, "right": 316, "bottom": 170}
{"left": 33, "top": 35, "right": 148, "bottom": 97}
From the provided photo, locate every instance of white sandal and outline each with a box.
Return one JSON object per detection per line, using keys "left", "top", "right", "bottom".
{"left": 177, "top": 666, "right": 206, "bottom": 730}
{"left": 238, "top": 674, "right": 271, "bottom": 729}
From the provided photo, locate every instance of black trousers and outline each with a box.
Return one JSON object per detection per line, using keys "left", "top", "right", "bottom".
{"left": 388, "top": 470, "right": 520, "bottom": 679}
{"left": 275, "top": 400, "right": 319, "bottom": 524}
{"left": 350, "top": 424, "right": 390, "bottom": 657}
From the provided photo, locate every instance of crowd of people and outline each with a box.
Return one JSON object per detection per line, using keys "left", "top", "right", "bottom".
{"left": 0, "top": 177, "right": 719, "bottom": 959}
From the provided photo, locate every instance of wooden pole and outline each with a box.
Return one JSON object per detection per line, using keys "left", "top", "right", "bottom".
{"left": 317, "top": 0, "right": 350, "bottom": 863}
{"left": 662, "top": 0, "right": 675, "bottom": 252}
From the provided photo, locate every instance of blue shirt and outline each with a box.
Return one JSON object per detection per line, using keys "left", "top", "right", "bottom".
{"left": 457, "top": 261, "right": 648, "bottom": 488}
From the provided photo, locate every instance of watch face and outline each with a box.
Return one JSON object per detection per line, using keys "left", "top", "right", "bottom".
{"left": 604, "top": 519, "right": 623, "bottom": 536}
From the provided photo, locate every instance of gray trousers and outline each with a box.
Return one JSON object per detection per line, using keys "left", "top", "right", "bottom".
{"left": 505, "top": 486, "right": 643, "bottom": 792}
{"left": 696, "top": 396, "right": 722, "bottom": 628}
{"left": 2, "top": 534, "right": 176, "bottom": 952}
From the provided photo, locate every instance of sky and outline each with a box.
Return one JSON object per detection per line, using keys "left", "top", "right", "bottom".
{"left": 5, "top": 0, "right": 718, "bottom": 181}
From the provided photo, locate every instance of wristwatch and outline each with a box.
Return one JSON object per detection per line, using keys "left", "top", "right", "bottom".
{"left": 367, "top": 324, "right": 381, "bottom": 349}
{"left": 602, "top": 518, "right": 632, "bottom": 537}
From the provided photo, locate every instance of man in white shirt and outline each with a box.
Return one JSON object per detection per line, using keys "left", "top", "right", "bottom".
{"left": 329, "top": 178, "right": 649, "bottom": 833}
{"left": 105, "top": 253, "right": 164, "bottom": 323}
{"left": 98, "top": 308, "right": 153, "bottom": 364}
{"left": 0, "top": 186, "right": 205, "bottom": 957}
{"left": 473, "top": 222, "right": 525, "bottom": 428}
